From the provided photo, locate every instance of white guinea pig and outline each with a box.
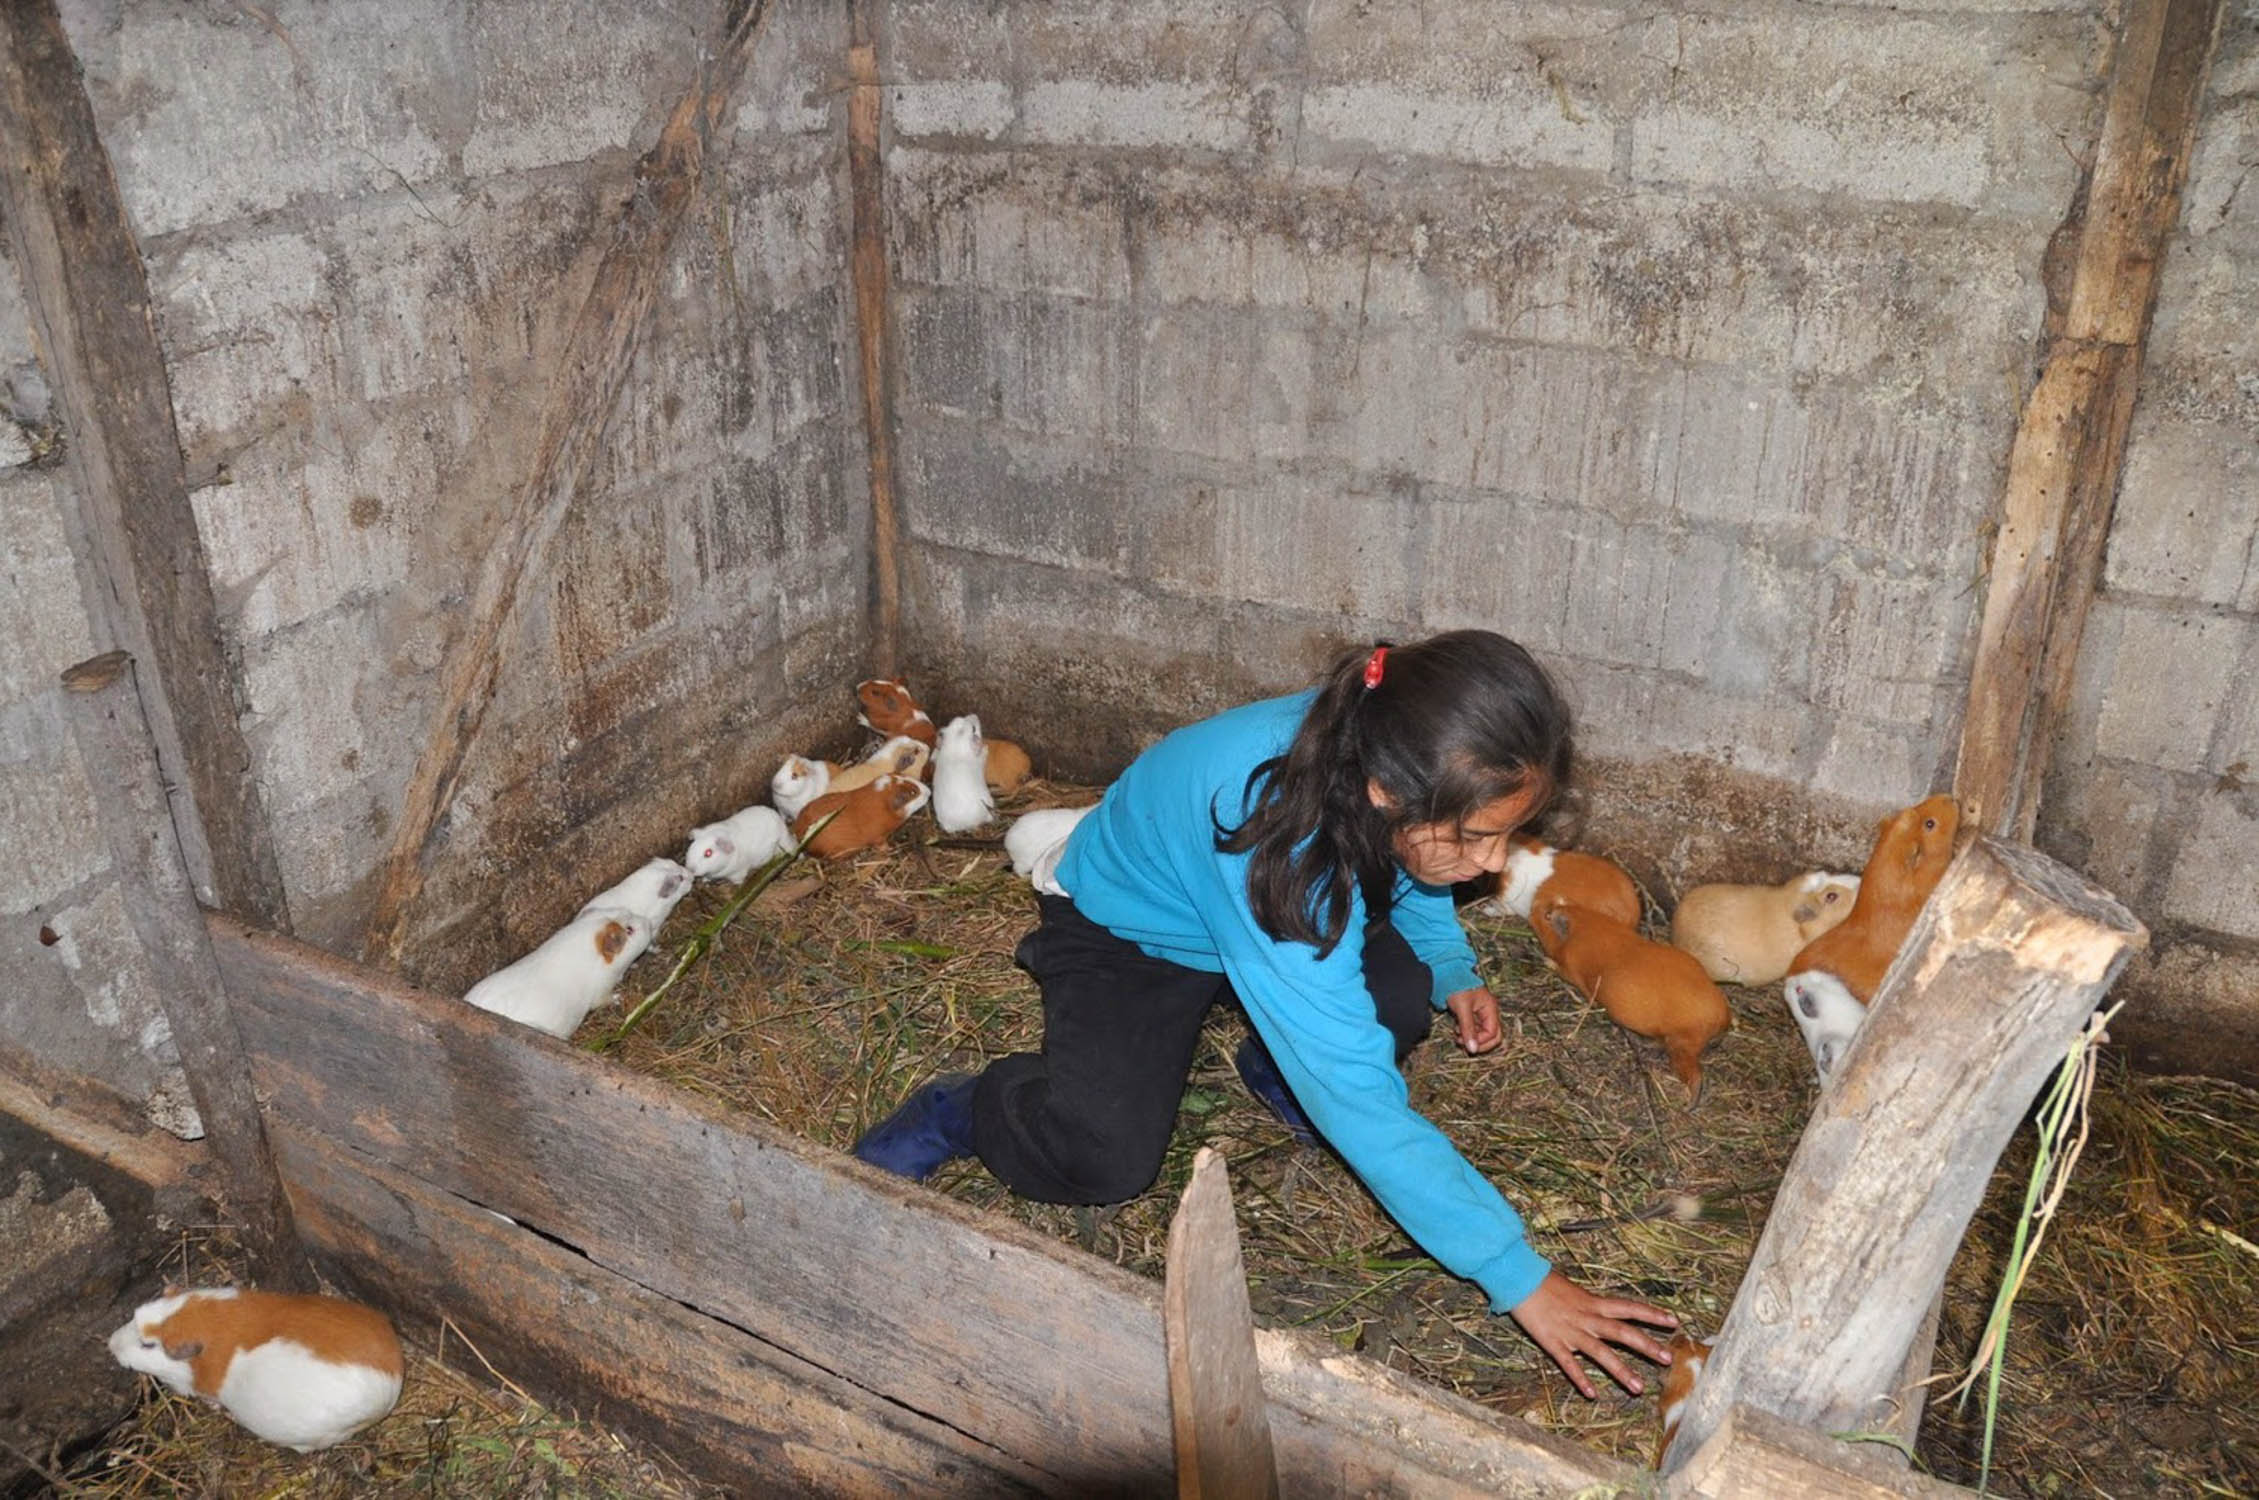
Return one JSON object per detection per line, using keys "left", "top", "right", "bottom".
{"left": 771, "top": 755, "right": 833, "bottom": 821}
{"left": 1005, "top": 805, "right": 1096, "bottom": 896}
{"left": 1785, "top": 968, "right": 1869, "bottom": 1082}
{"left": 577, "top": 856, "right": 691, "bottom": 930}
{"left": 462, "top": 906, "right": 652, "bottom": 1039}
{"left": 684, "top": 804, "right": 793, "bottom": 884}
{"left": 931, "top": 715, "right": 996, "bottom": 833}
{"left": 108, "top": 1287, "right": 404, "bottom": 1452}
{"left": 1670, "top": 870, "right": 1862, "bottom": 986}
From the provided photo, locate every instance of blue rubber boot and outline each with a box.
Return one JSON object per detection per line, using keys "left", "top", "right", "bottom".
{"left": 853, "top": 1074, "right": 979, "bottom": 1181}
{"left": 1233, "top": 1037, "right": 1318, "bottom": 1145}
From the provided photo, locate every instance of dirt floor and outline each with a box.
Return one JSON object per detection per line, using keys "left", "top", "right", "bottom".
{"left": 594, "top": 779, "right": 2259, "bottom": 1496}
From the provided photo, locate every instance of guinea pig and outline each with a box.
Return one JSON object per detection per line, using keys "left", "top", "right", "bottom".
{"left": 1536, "top": 894, "right": 1731, "bottom": 1100}
{"left": 1669, "top": 871, "right": 1862, "bottom": 986}
{"left": 108, "top": 1287, "right": 404, "bottom": 1452}
{"left": 826, "top": 734, "right": 931, "bottom": 796}
{"left": 1654, "top": 1331, "right": 1715, "bottom": 1468}
{"left": 1784, "top": 794, "right": 1961, "bottom": 1004}
{"left": 462, "top": 906, "right": 652, "bottom": 1039}
{"left": 855, "top": 677, "right": 937, "bottom": 748}
{"left": 1005, "top": 805, "right": 1096, "bottom": 896}
{"left": 683, "top": 803, "right": 793, "bottom": 884}
{"left": 1784, "top": 968, "right": 1871, "bottom": 1081}
{"left": 1483, "top": 834, "right": 1643, "bottom": 929}
{"left": 791, "top": 773, "right": 931, "bottom": 857}
{"left": 931, "top": 715, "right": 997, "bottom": 833}
{"left": 577, "top": 855, "right": 692, "bottom": 931}
{"left": 771, "top": 754, "right": 836, "bottom": 821}
{"left": 983, "top": 737, "right": 1034, "bottom": 795}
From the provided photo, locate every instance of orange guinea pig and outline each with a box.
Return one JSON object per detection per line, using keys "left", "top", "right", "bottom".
{"left": 1536, "top": 894, "right": 1731, "bottom": 1100}
{"left": 791, "top": 773, "right": 931, "bottom": 858}
{"left": 1785, "top": 794, "right": 1961, "bottom": 1004}
{"left": 854, "top": 677, "right": 938, "bottom": 748}
{"left": 1654, "top": 1331, "right": 1715, "bottom": 1468}
{"left": 983, "top": 737, "right": 1033, "bottom": 795}
{"left": 1484, "top": 833, "right": 1642, "bottom": 929}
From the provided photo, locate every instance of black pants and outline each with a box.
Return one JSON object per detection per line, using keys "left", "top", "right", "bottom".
{"left": 969, "top": 894, "right": 1435, "bottom": 1205}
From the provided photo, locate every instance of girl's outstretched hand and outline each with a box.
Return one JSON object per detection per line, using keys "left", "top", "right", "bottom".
{"left": 1444, "top": 986, "right": 1503, "bottom": 1053}
{"left": 1509, "top": 1270, "right": 1679, "bottom": 1398}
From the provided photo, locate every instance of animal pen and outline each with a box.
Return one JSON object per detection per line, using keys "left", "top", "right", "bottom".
{"left": 2, "top": 0, "right": 2254, "bottom": 1496}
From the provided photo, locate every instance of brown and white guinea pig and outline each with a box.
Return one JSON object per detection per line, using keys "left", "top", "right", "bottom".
{"left": 983, "top": 737, "right": 1033, "bottom": 796}
{"left": 771, "top": 754, "right": 837, "bottom": 822}
{"left": 932, "top": 715, "right": 997, "bottom": 833}
{"left": 855, "top": 677, "right": 938, "bottom": 748}
{"left": 576, "top": 855, "right": 692, "bottom": 932}
{"left": 1669, "top": 871, "right": 1862, "bottom": 986}
{"left": 109, "top": 1287, "right": 404, "bottom": 1452}
{"left": 791, "top": 773, "right": 931, "bottom": 857}
{"left": 1784, "top": 794, "right": 1961, "bottom": 1005}
{"left": 462, "top": 906, "right": 653, "bottom": 1039}
{"left": 1481, "top": 833, "right": 1642, "bottom": 929}
{"left": 826, "top": 734, "right": 931, "bottom": 796}
{"left": 1535, "top": 893, "right": 1731, "bottom": 1100}
{"left": 1653, "top": 1331, "right": 1714, "bottom": 1468}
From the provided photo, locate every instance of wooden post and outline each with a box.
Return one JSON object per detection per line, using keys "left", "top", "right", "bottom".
{"left": 1165, "top": 1148, "right": 1279, "bottom": 1500}
{"left": 847, "top": 5, "right": 904, "bottom": 680}
{"left": 1952, "top": 0, "right": 2227, "bottom": 840}
{"left": 61, "top": 651, "right": 312, "bottom": 1291}
{"left": 0, "top": 0, "right": 289, "bottom": 927}
{"left": 1661, "top": 837, "right": 2144, "bottom": 1470}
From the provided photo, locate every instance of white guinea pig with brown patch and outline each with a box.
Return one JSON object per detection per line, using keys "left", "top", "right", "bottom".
{"left": 577, "top": 856, "right": 692, "bottom": 931}
{"left": 462, "top": 907, "right": 652, "bottom": 1038}
{"left": 1669, "top": 871, "right": 1861, "bottom": 986}
{"left": 108, "top": 1287, "right": 404, "bottom": 1452}
{"left": 771, "top": 755, "right": 835, "bottom": 821}
{"left": 684, "top": 804, "right": 793, "bottom": 884}
{"left": 931, "top": 715, "right": 997, "bottom": 833}
{"left": 1005, "top": 805, "right": 1095, "bottom": 896}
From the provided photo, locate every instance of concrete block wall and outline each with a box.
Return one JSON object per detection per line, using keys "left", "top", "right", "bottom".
{"left": 0, "top": 251, "right": 199, "bottom": 1135}
{"left": 58, "top": 0, "right": 866, "bottom": 996}
{"left": 879, "top": 0, "right": 2107, "bottom": 886}
{"left": 2040, "top": 0, "right": 2259, "bottom": 1070}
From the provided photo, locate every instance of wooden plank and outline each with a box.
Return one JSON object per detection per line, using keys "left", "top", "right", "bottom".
{"left": 0, "top": 1067, "right": 205, "bottom": 1197}
{"left": 1662, "top": 837, "right": 2144, "bottom": 1468}
{"left": 848, "top": 17, "right": 903, "bottom": 679}
{"left": 1666, "top": 1404, "right": 1975, "bottom": 1499}
{"left": 210, "top": 916, "right": 1638, "bottom": 1498}
{"left": 59, "top": 653, "right": 311, "bottom": 1290}
{"left": 359, "top": 0, "right": 774, "bottom": 964}
{"left": 0, "top": 0, "right": 287, "bottom": 925}
{"left": 1165, "top": 1148, "right": 1278, "bottom": 1500}
{"left": 1952, "top": 0, "right": 2228, "bottom": 840}
{"left": 272, "top": 1121, "right": 1051, "bottom": 1498}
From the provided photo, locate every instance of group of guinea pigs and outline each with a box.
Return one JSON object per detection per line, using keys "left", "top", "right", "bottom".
{"left": 1482, "top": 791, "right": 1963, "bottom": 1099}
{"left": 457, "top": 677, "right": 1038, "bottom": 1041}
{"left": 102, "top": 678, "right": 1962, "bottom": 1460}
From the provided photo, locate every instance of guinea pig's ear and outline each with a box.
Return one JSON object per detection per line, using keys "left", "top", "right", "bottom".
{"left": 1791, "top": 901, "right": 1819, "bottom": 925}
{"left": 163, "top": 1338, "right": 203, "bottom": 1361}
{"left": 1545, "top": 906, "right": 1571, "bottom": 942}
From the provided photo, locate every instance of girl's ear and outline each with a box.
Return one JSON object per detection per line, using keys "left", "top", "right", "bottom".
{"left": 1366, "top": 778, "right": 1394, "bottom": 811}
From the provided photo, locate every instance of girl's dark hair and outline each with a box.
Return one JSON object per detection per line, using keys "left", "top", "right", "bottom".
{"left": 1216, "top": 630, "right": 1573, "bottom": 955}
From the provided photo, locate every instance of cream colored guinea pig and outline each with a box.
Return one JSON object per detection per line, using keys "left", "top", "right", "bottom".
{"left": 109, "top": 1287, "right": 404, "bottom": 1452}
{"left": 1669, "top": 870, "right": 1861, "bottom": 986}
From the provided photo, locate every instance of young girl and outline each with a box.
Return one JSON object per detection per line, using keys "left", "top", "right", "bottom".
{"left": 854, "top": 629, "right": 1677, "bottom": 1397}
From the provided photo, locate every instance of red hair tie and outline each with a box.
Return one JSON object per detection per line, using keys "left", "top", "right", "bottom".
{"left": 1362, "top": 645, "right": 1389, "bottom": 690}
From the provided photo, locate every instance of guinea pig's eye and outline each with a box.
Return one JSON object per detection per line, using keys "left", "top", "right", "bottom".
{"left": 1922, "top": 817, "right": 1937, "bottom": 831}
{"left": 139, "top": 1337, "right": 158, "bottom": 1349}
{"left": 1824, "top": 890, "right": 1841, "bottom": 903}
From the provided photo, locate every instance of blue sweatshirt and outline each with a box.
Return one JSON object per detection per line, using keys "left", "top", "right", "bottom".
{"left": 1053, "top": 689, "right": 1552, "bottom": 1312}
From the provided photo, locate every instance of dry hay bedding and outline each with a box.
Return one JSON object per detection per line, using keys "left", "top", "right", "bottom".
{"left": 598, "top": 782, "right": 2258, "bottom": 1493}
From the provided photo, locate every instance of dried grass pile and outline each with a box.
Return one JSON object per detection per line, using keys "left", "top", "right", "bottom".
{"left": 599, "top": 781, "right": 2256, "bottom": 1495}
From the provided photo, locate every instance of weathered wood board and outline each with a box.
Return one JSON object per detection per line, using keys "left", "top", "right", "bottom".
{"left": 212, "top": 915, "right": 1638, "bottom": 1498}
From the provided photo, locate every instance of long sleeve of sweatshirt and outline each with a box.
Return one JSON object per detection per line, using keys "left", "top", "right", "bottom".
{"left": 1052, "top": 690, "right": 1552, "bottom": 1313}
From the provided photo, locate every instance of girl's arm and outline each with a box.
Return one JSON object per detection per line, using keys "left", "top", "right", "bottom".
{"left": 1387, "top": 874, "right": 1483, "bottom": 1006}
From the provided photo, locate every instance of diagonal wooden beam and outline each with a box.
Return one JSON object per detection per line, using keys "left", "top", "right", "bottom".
{"left": 0, "top": 0, "right": 289, "bottom": 927}
{"left": 360, "top": 0, "right": 772, "bottom": 964}
{"left": 1953, "top": 0, "right": 2228, "bottom": 841}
